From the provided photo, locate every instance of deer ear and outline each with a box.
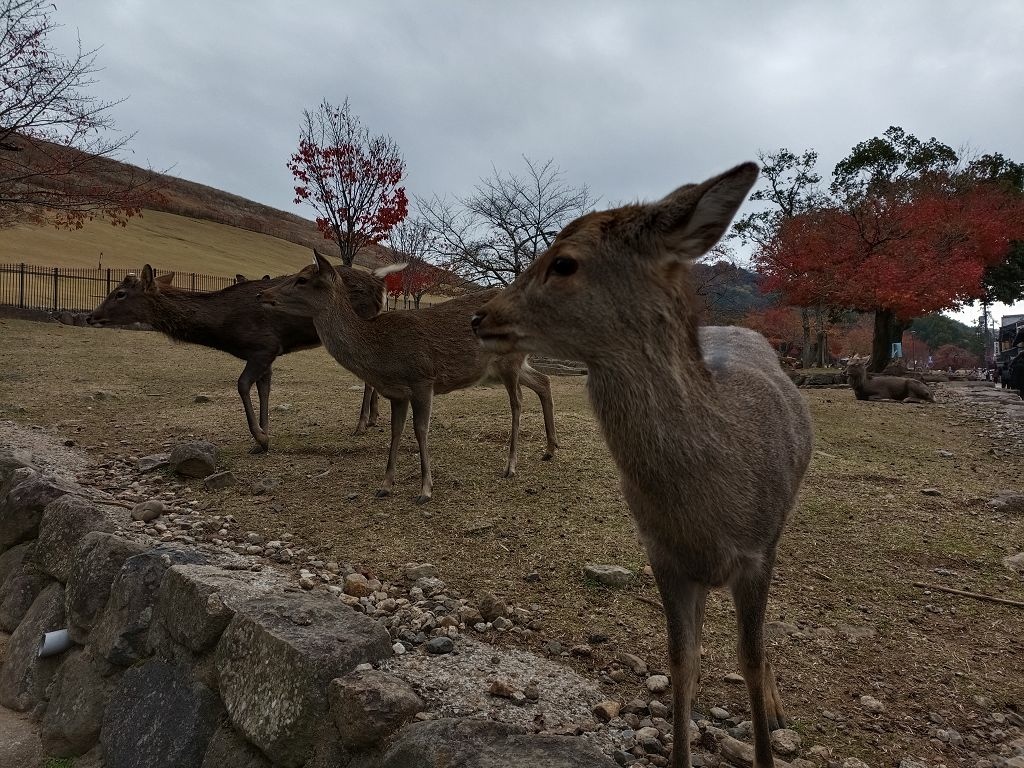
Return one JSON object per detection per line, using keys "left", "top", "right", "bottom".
{"left": 312, "top": 249, "right": 337, "bottom": 280}
{"left": 156, "top": 272, "right": 175, "bottom": 286}
{"left": 652, "top": 162, "right": 759, "bottom": 259}
{"left": 141, "top": 265, "right": 157, "bottom": 291}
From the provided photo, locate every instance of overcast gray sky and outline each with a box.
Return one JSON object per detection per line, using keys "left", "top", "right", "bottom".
{"left": 52, "top": 0, "right": 1024, "bottom": 325}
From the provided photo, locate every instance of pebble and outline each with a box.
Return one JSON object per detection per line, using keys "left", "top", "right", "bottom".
{"left": 723, "top": 672, "right": 745, "bottom": 684}
{"left": 593, "top": 700, "right": 622, "bottom": 722}
{"left": 860, "top": 694, "right": 885, "bottom": 714}
{"left": 582, "top": 563, "right": 635, "bottom": 587}
{"left": 770, "top": 728, "right": 802, "bottom": 755}
{"left": 709, "top": 706, "right": 730, "bottom": 720}
{"left": 424, "top": 636, "right": 454, "bottom": 654}
{"left": 645, "top": 675, "right": 670, "bottom": 694}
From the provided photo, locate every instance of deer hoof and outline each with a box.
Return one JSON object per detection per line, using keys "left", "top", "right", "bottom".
{"left": 415, "top": 494, "right": 431, "bottom": 505}
{"left": 249, "top": 443, "right": 269, "bottom": 455}
{"left": 542, "top": 451, "right": 555, "bottom": 461}
{"left": 503, "top": 467, "right": 516, "bottom": 478}
{"left": 375, "top": 489, "right": 392, "bottom": 498}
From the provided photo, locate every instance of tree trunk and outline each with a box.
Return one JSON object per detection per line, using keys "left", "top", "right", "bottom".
{"left": 331, "top": 223, "right": 355, "bottom": 268}
{"left": 813, "top": 306, "right": 827, "bottom": 367}
{"left": 800, "top": 307, "right": 813, "bottom": 368}
{"left": 871, "top": 308, "right": 905, "bottom": 372}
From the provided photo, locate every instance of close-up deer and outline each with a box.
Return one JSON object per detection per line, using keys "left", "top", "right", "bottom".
{"left": 87, "top": 262, "right": 398, "bottom": 451}
{"left": 258, "top": 250, "right": 559, "bottom": 503}
{"left": 845, "top": 355, "right": 934, "bottom": 403}
{"left": 471, "top": 162, "right": 813, "bottom": 768}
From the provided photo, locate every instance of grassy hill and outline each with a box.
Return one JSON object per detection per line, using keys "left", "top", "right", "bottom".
{"left": 0, "top": 138, "right": 391, "bottom": 277}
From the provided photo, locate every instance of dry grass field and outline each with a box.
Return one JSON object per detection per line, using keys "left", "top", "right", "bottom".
{"left": 0, "top": 209, "right": 369, "bottom": 277}
{"left": 1, "top": 316, "right": 1022, "bottom": 763}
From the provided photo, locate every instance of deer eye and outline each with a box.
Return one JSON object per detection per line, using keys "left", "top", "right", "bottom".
{"left": 115, "top": 290, "right": 127, "bottom": 300}
{"left": 295, "top": 276, "right": 308, "bottom": 286}
{"left": 548, "top": 256, "right": 578, "bottom": 277}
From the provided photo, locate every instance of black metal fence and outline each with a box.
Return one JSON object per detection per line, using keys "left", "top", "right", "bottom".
{"left": 0, "top": 263, "right": 237, "bottom": 313}
{"left": 0, "top": 262, "right": 440, "bottom": 314}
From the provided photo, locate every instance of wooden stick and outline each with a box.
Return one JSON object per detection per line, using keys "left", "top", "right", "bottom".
{"left": 913, "top": 582, "right": 1024, "bottom": 609}
{"left": 637, "top": 594, "right": 665, "bottom": 611}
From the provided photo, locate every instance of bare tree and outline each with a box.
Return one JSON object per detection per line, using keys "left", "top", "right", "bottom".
{"left": 386, "top": 215, "right": 452, "bottom": 308}
{"left": 419, "top": 157, "right": 594, "bottom": 286}
{"left": 0, "top": 0, "right": 156, "bottom": 228}
{"left": 288, "top": 98, "right": 408, "bottom": 267}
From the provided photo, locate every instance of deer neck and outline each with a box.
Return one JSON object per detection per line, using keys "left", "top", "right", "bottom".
{"left": 310, "top": 285, "right": 374, "bottom": 368}
{"left": 584, "top": 314, "right": 730, "bottom": 495}
{"left": 145, "top": 291, "right": 219, "bottom": 344}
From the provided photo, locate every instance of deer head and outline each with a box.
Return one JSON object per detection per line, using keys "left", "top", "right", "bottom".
{"left": 471, "top": 162, "right": 759, "bottom": 364}
{"left": 88, "top": 265, "right": 175, "bottom": 326}
{"left": 258, "top": 250, "right": 338, "bottom": 317}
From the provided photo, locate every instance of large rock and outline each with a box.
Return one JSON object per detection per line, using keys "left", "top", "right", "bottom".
{"left": 1004, "top": 552, "right": 1024, "bottom": 579}
{"left": 0, "top": 540, "right": 33, "bottom": 588}
{"left": 367, "top": 718, "right": 619, "bottom": 767}
{"left": 0, "top": 449, "right": 34, "bottom": 499}
{"left": 329, "top": 670, "right": 424, "bottom": 749}
{"left": 34, "top": 495, "right": 119, "bottom": 582}
{"left": 988, "top": 490, "right": 1024, "bottom": 515}
{"left": 0, "top": 558, "right": 51, "bottom": 632}
{"left": 65, "top": 532, "right": 146, "bottom": 644}
{"left": 0, "top": 469, "right": 81, "bottom": 553}
{"left": 216, "top": 591, "right": 393, "bottom": 767}
{"left": 200, "top": 723, "right": 273, "bottom": 768}
{"left": 100, "top": 659, "right": 222, "bottom": 768}
{"left": 0, "top": 581, "right": 65, "bottom": 712}
{"left": 169, "top": 441, "right": 218, "bottom": 478}
{"left": 89, "top": 545, "right": 206, "bottom": 665}
{"left": 151, "top": 564, "right": 284, "bottom": 655}
{"left": 40, "top": 648, "right": 115, "bottom": 757}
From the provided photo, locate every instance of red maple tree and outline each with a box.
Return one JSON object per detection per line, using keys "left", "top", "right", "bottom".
{"left": 288, "top": 99, "right": 408, "bottom": 267}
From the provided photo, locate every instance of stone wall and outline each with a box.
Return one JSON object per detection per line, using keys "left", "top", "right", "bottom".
{"left": 0, "top": 448, "right": 615, "bottom": 768}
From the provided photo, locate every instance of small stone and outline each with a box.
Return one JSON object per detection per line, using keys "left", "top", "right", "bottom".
{"left": 645, "top": 675, "right": 670, "bottom": 694}
{"left": 921, "top": 487, "right": 942, "bottom": 496}
{"left": 488, "top": 679, "right": 516, "bottom": 698}
{"left": 477, "top": 592, "right": 508, "bottom": 622}
{"left": 583, "top": 563, "right": 635, "bottom": 588}
{"left": 523, "top": 682, "right": 540, "bottom": 701}
{"left": 193, "top": 394, "right": 213, "bottom": 403}
{"left": 203, "top": 471, "right": 236, "bottom": 491}
{"left": 424, "top": 636, "right": 454, "bottom": 655}
{"left": 724, "top": 672, "right": 745, "bottom": 684}
{"left": 298, "top": 577, "right": 316, "bottom": 590}
{"left": 492, "top": 616, "right": 513, "bottom": 631}
{"left": 251, "top": 476, "right": 280, "bottom": 495}
{"left": 273, "top": 403, "right": 291, "bottom": 412}
{"left": 344, "top": 573, "right": 373, "bottom": 597}
{"left": 137, "top": 454, "right": 170, "bottom": 473}
{"left": 593, "top": 700, "right": 622, "bottom": 722}
{"left": 619, "top": 652, "right": 648, "bottom": 676}
{"left": 860, "top": 694, "right": 885, "bottom": 714}
{"left": 648, "top": 700, "right": 669, "bottom": 719}
{"left": 842, "top": 760, "right": 870, "bottom": 768}
{"left": 937, "top": 450, "right": 953, "bottom": 457}
{"left": 709, "top": 706, "right": 730, "bottom": 720}
{"left": 392, "top": 642, "right": 406, "bottom": 655}
{"left": 131, "top": 499, "right": 166, "bottom": 522}
{"left": 770, "top": 728, "right": 802, "bottom": 756}
{"left": 404, "top": 563, "right": 438, "bottom": 580}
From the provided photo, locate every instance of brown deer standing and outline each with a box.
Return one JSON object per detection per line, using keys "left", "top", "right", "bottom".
{"left": 258, "top": 250, "right": 559, "bottom": 503}
{"left": 845, "top": 355, "right": 934, "bottom": 402}
{"left": 471, "top": 163, "right": 812, "bottom": 768}
{"left": 88, "top": 262, "right": 399, "bottom": 451}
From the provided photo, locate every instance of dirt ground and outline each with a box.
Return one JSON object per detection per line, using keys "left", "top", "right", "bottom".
{"left": 1, "top": 317, "right": 1022, "bottom": 765}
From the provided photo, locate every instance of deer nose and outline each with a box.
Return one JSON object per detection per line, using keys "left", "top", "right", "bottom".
{"left": 470, "top": 311, "right": 485, "bottom": 333}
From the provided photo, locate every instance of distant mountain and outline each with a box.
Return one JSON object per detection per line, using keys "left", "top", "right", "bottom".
{"left": 693, "top": 260, "right": 773, "bottom": 321}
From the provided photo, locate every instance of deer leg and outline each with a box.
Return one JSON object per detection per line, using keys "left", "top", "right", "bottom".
{"left": 368, "top": 387, "right": 380, "bottom": 426}
{"left": 652, "top": 570, "right": 706, "bottom": 768}
{"left": 501, "top": 373, "right": 522, "bottom": 478}
{"left": 731, "top": 556, "right": 784, "bottom": 767}
{"left": 519, "top": 364, "right": 559, "bottom": 459}
{"left": 238, "top": 359, "right": 271, "bottom": 453}
{"left": 256, "top": 368, "right": 272, "bottom": 434}
{"left": 410, "top": 390, "right": 433, "bottom": 504}
{"left": 355, "top": 384, "right": 375, "bottom": 435}
{"left": 376, "top": 398, "right": 408, "bottom": 498}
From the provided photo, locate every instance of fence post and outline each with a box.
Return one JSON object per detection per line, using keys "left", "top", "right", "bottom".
{"left": 18, "top": 263, "right": 25, "bottom": 308}
{"left": 106, "top": 268, "right": 111, "bottom": 295}
{"left": 53, "top": 267, "right": 59, "bottom": 311}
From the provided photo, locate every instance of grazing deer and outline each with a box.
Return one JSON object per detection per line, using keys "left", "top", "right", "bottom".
{"left": 258, "top": 250, "right": 559, "bottom": 503}
{"left": 845, "top": 355, "right": 933, "bottom": 403}
{"left": 87, "top": 262, "right": 397, "bottom": 451}
{"left": 471, "top": 163, "right": 812, "bottom": 768}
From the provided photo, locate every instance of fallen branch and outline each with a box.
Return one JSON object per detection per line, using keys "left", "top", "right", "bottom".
{"left": 637, "top": 594, "right": 665, "bottom": 612}
{"left": 810, "top": 568, "right": 833, "bottom": 582}
{"left": 913, "top": 582, "right": 1024, "bottom": 609}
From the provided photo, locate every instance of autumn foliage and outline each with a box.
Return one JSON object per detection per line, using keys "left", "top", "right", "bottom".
{"left": 288, "top": 99, "right": 408, "bottom": 267}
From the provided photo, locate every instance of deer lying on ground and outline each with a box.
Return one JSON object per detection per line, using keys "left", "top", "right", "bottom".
{"left": 471, "top": 163, "right": 812, "bottom": 768}
{"left": 258, "top": 250, "right": 559, "bottom": 503}
{"left": 88, "top": 262, "right": 399, "bottom": 451}
{"left": 845, "top": 355, "right": 933, "bottom": 403}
